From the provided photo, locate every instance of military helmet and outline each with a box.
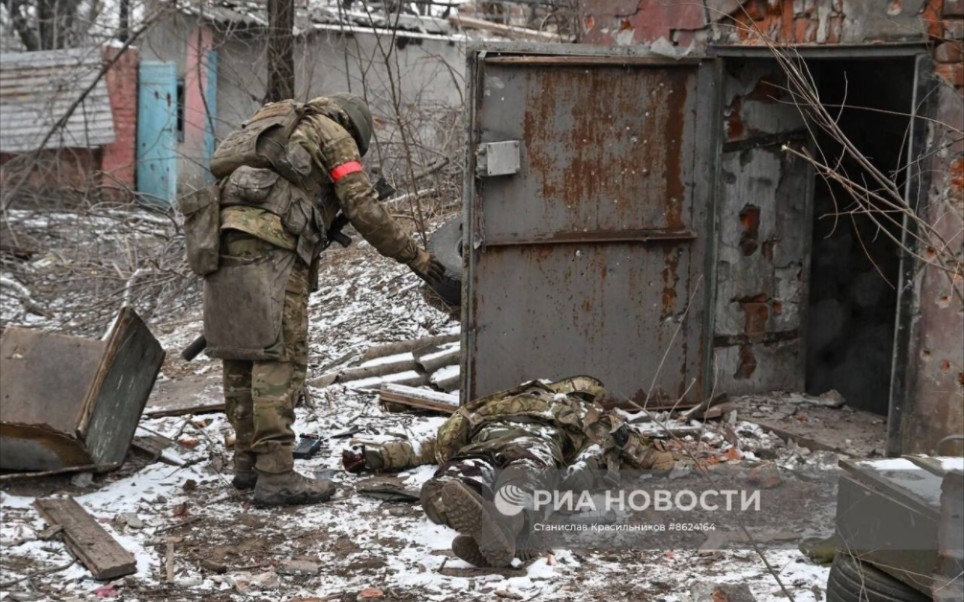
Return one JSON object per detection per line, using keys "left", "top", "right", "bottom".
{"left": 328, "top": 93, "right": 373, "bottom": 157}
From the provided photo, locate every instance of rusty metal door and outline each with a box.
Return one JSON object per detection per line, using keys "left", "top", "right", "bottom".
{"left": 461, "top": 47, "right": 718, "bottom": 405}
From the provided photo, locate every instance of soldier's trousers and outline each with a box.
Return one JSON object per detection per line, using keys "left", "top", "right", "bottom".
{"left": 420, "top": 425, "right": 562, "bottom": 548}
{"left": 220, "top": 234, "right": 309, "bottom": 474}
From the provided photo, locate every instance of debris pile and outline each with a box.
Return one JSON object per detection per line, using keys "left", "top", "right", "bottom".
{"left": 310, "top": 333, "right": 461, "bottom": 392}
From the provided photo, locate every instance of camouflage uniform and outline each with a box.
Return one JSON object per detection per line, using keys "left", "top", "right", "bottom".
{"left": 349, "top": 377, "right": 673, "bottom": 564}
{"left": 213, "top": 98, "right": 418, "bottom": 479}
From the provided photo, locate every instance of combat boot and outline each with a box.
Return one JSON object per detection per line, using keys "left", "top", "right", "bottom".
{"left": 252, "top": 471, "right": 336, "bottom": 508}
{"left": 232, "top": 451, "right": 258, "bottom": 490}
{"left": 451, "top": 535, "right": 490, "bottom": 567}
{"left": 419, "top": 478, "right": 448, "bottom": 526}
{"left": 441, "top": 481, "right": 523, "bottom": 567}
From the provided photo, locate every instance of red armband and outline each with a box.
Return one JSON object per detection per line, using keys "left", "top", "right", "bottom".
{"left": 329, "top": 161, "right": 364, "bottom": 182}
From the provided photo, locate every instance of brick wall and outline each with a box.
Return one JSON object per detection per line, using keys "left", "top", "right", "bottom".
{"left": 905, "top": 0, "right": 964, "bottom": 452}
{"left": 101, "top": 45, "right": 139, "bottom": 194}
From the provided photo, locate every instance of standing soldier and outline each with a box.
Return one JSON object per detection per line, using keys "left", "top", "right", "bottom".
{"left": 198, "top": 95, "right": 444, "bottom": 508}
{"left": 342, "top": 376, "right": 675, "bottom": 566}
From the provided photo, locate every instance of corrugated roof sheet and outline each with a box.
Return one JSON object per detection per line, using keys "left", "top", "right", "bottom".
{"left": 0, "top": 47, "right": 115, "bottom": 153}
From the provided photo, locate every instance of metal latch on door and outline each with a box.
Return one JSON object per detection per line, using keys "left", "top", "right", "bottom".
{"left": 476, "top": 141, "right": 521, "bottom": 177}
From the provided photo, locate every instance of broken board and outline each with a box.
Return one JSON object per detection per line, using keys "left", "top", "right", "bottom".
{"left": 33, "top": 497, "right": 136, "bottom": 580}
{"left": 378, "top": 384, "right": 458, "bottom": 415}
{"left": 1, "top": 307, "right": 165, "bottom": 471}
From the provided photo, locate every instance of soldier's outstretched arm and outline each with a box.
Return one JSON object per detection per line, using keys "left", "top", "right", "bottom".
{"left": 295, "top": 114, "right": 424, "bottom": 265}
{"left": 342, "top": 437, "right": 438, "bottom": 473}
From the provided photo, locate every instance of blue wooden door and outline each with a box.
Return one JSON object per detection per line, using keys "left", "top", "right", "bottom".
{"left": 137, "top": 62, "right": 177, "bottom": 204}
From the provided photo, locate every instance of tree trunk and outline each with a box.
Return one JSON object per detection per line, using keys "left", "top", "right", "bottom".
{"left": 9, "top": 0, "right": 41, "bottom": 50}
{"left": 266, "top": 0, "right": 295, "bottom": 103}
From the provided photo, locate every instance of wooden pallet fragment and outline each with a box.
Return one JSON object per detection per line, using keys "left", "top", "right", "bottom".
{"left": 33, "top": 497, "right": 136, "bottom": 580}
{"left": 378, "top": 384, "right": 459, "bottom": 415}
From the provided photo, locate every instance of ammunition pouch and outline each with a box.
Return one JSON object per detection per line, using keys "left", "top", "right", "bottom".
{"left": 177, "top": 184, "right": 221, "bottom": 276}
{"left": 202, "top": 249, "right": 296, "bottom": 360}
{"left": 212, "top": 100, "right": 336, "bottom": 284}
{"left": 224, "top": 166, "right": 279, "bottom": 204}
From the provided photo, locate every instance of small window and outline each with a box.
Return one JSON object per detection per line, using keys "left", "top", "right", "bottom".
{"left": 176, "top": 78, "right": 185, "bottom": 143}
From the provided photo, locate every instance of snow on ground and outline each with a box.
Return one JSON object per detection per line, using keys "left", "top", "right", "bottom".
{"left": 0, "top": 207, "right": 834, "bottom": 601}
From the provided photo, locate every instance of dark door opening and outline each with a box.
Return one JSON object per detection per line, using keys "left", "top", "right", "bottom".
{"left": 805, "top": 58, "right": 917, "bottom": 414}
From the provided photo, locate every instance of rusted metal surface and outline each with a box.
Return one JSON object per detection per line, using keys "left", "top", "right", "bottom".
{"left": 483, "top": 228, "right": 697, "bottom": 246}
{"left": 462, "top": 47, "right": 713, "bottom": 404}
{"left": 712, "top": 59, "right": 813, "bottom": 395}
{"left": 0, "top": 308, "right": 165, "bottom": 472}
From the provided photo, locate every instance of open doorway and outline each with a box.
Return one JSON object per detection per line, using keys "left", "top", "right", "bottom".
{"left": 804, "top": 58, "right": 917, "bottom": 414}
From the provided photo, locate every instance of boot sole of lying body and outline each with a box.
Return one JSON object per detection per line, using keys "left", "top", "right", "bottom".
{"left": 451, "top": 535, "right": 491, "bottom": 567}
{"left": 441, "top": 481, "right": 515, "bottom": 567}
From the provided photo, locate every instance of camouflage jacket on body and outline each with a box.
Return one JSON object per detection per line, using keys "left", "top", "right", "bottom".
{"left": 221, "top": 98, "right": 417, "bottom": 265}
{"left": 362, "top": 377, "right": 671, "bottom": 473}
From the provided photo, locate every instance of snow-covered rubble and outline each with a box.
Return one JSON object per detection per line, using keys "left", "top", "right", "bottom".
{"left": 0, "top": 208, "right": 836, "bottom": 601}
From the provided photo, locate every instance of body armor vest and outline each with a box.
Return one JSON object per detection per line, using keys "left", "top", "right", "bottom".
{"left": 212, "top": 101, "right": 335, "bottom": 265}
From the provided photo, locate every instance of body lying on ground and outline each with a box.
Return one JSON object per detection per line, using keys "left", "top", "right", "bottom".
{"left": 342, "top": 376, "right": 676, "bottom": 567}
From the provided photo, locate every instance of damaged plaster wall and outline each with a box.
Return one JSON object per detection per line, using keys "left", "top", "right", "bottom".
{"left": 713, "top": 61, "right": 812, "bottom": 395}
{"left": 139, "top": 13, "right": 466, "bottom": 191}
{"left": 579, "top": 0, "right": 938, "bottom": 48}
{"left": 578, "top": 0, "right": 963, "bottom": 452}
{"left": 901, "top": 60, "right": 964, "bottom": 452}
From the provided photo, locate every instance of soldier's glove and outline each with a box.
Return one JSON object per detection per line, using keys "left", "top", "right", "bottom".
{"left": 407, "top": 249, "right": 446, "bottom": 286}
{"left": 342, "top": 446, "right": 367, "bottom": 473}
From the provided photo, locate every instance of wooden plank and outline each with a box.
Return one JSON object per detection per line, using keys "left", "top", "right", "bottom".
{"left": 378, "top": 387, "right": 458, "bottom": 415}
{"left": 382, "top": 384, "right": 460, "bottom": 406}
{"left": 336, "top": 358, "right": 418, "bottom": 384}
{"left": 143, "top": 403, "right": 225, "bottom": 419}
{"left": 33, "top": 497, "right": 136, "bottom": 580}
{"left": 78, "top": 307, "right": 166, "bottom": 466}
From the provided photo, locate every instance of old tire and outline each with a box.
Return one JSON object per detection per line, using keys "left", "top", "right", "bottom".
{"left": 826, "top": 553, "right": 928, "bottom": 602}
{"left": 427, "top": 219, "right": 462, "bottom": 306}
